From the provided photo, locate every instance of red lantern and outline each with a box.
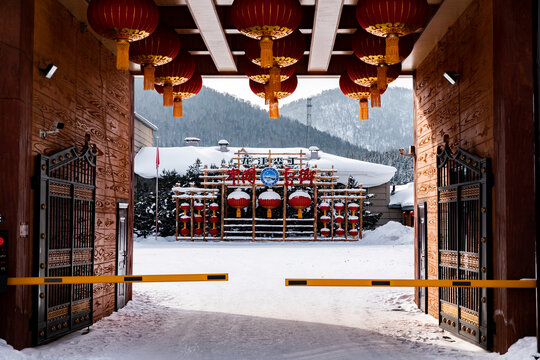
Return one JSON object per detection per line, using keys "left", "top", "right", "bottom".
{"left": 209, "top": 215, "right": 219, "bottom": 223}
{"left": 288, "top": 190, "right": 311, "bottom": 219}
{"left": 320, "top": 202, "right": 330, "bottom": 212}
{"left": 334, "top": 215, "right": 345, "bottom": 224}
{"left": 155, "top": 52, "right": 196, "bottom": 107}
{"left": 180, "top": 215, "right": 190, "bottom": 223}
{"left": 348, "top": 203, "right": 360, "bottom": 212}
{"left": 194, "top": 228, "right": 204, "bottom": 236}
{"left": 130, "top": 23, "right": 181, "bottom": 90}
{"left": 194, "top": 202, "right": 204, "bottom": 211}
{"left": 180, "top": 228, "right": 190, "bottom": 236}
{"left": 321, "top": 227, "right": 331, "bottom": 237}
{"left": 155, "top": 73, "right": 203, "bottom": 118}
{"left": 334, "top": 203, "right": 345, "bottom": 212}
{"left": 227, "top": 189, "right": 251, "bottom": 217}
{"left": 209, "top": 203, "right": 219, "bottom": 212}
{"left": 339, "top": 73, "right": 372, "bottom": 120}
{"left": 348, "top": 215, "right": 359, "bottom": 224}
{"left": 87, "top": 0, "right": 159, "bottom": 70}
{"left": 349, "top": 229, "right": 359, "bottom": 238}
{"left": 209, "top": 228, "right": 219, "bottom": 236}
{"left": 258, "top": 189, "right": 282, "bottom": 218}
{"left": 231, "top": 0, "right": 302, "bottom": 68}
{"left": 242, "top": 57, "right": 296, "bottom": 98}
{"left": 347, "top": 59, "right": 399, "bottom": 107}
{"left": 335, "top": 228, "right": 346, "bottom": 237}
{"left": 320, "top": 215, "right": 331, "bottom": 224}
{"left": 180, "top": 202, "right": 190, "bottom": 211}
{"left": 194, "top": 214, "right": 203, "bottom": 223}
{"left": 352, "top": 28, "right": 414, "bottom": 90}
{"left": 356, "top": 0, "right": 428, "bottom": 64}
{"left": 250, "top": 75, "right": 298, "bottom": 118}
{"left": 244, "top": 31, "right": 304, "bottom": 94}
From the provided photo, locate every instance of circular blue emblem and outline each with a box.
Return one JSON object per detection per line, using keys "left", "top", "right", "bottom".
{"left": 260, "top": 167, "right": 279, "bottom": 187}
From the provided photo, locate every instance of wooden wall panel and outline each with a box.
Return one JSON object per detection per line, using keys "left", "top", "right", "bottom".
{"left": 413, "top": 0, "right": 494, "bottom": 320}
{"left": 32, "top": 0, "right": 134, "bottom": 327}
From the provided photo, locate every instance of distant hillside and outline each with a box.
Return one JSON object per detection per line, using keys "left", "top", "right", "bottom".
{"left": 134, "top": 78, "right": 413, "bottom": 184}
{"left": 280, "top": 87, "right": 413, "bottom": 152}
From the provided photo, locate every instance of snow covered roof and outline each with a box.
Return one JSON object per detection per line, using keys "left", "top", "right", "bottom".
{"left": 135, "top": 146, "right": 396, "bottom": 187}
{"left": 389, "top": 182, "right": 414, "bottom": 210}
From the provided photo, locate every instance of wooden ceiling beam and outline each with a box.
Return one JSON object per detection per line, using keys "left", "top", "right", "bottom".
{"left": 308, "top": 0, "right": 345, "bottom": 72}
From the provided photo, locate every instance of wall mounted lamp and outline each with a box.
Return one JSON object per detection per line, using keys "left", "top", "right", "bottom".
{"left": 399, "top": 146, "right": 416, "bottom": 158}
{"left": 40, "top": 121, "right": 64, "bottom": 139}
{"left": 39, "top": 64, "right": 58, "bottom": 79}
{"left": 443, "top": 71, "right": 460, "bottom": 85}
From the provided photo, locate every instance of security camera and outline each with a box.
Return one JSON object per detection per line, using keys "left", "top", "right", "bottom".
{"left": 40, "top": 121, "right": 65, "bottom": 139}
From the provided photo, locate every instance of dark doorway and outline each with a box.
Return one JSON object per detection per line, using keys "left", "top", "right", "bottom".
{"left": 417, "top": 201, "right": 428, "bottom": 313}
{"left": 116, "top": 201, "right": 129, "bottom": 311}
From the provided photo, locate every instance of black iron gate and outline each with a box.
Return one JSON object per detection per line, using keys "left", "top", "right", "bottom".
{"left": 34, "top": 146, "right": 97, "bottom": 345}
{"left": 437, "top": 144, "right": 491, "bottom": 349}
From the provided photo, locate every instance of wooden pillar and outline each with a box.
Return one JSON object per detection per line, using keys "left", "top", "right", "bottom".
{"left": 313, "top": 166, "right": 318, "bottom": 241}
{"left": 282, "top": 183, "right": 287, "bottom": 241}
{"left": 534, "top": 0, "right": 540, "bottom": 352}
{"left": 492, "top": 0, "right": 536, "bottom": 353}
{"left": 175, "top": 185, "right": 179, "bottom": 240}
{"left": 0, "top": 0, "right": 35, "bottom": 349}
{"left": 251, "top": 165, "right": 256, "bottom": 242}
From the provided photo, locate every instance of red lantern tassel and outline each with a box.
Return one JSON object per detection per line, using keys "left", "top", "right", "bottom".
{"left": 264, "top": 83, "right": 273, "bottom": 105}
{"left": 267, "top": 208, "right": 272, "bottom": 218}
{"left": 116, "top": 40, "right": 130, "bottom": 70}
{"left": 370, "top": 85, "right": 381, "bottom": 108}
{"left": 359, "top": 99, "right": 369, "bottom": 120}
{"left": 143, "top": 65, "right": 155, "bottom": 90}
{"left": 377, "top": 65, "right": 388, "bottom": 92}
{"left": 173, "top": 98, "right": 183, "bottom": 117}
{"left": 236, "top": 208, "right": 241, "bottom": 218}
{"left": 163, "top": 84, "right": 174, "bottom": 107}
{"left": 260, "top": 36, "right": 273, "bottom": 69}
{"left": 297, "top": 209, "right": 303, "bottom": 219}
{"left": 385, "top": 34, "right": 400, "bottom": 65}
{"left": 269, "top": 99, "right": 279, "bottom": 119}
{"left": 270, "top": 67, "right": 281, "bottom": 93}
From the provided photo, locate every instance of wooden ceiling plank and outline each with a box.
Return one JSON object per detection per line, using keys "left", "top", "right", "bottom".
{"left": 185, "top": 0, "right": 237, "bottom": 72}
{"left": 308, "top": 0, "right": 345, "bottom": 71}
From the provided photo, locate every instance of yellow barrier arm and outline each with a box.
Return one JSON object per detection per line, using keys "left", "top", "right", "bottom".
{"left": 8, "top": 273, "right": 228, "bottom": 285}
{"left": 285, "top": 279, "right": 536, "bottom": 288}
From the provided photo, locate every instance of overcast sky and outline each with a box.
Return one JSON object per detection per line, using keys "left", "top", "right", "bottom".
{"left": 204, "top": 76, "right": 413, "bottom": 109}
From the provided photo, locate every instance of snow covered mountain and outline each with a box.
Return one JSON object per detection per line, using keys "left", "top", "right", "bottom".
{"left": 280, "top": 87, "right": 413, "bottom": 152}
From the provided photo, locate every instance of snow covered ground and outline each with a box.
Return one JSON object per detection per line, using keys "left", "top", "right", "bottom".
{"left": 1, "top": 222, "right": 537, "bottom": 359}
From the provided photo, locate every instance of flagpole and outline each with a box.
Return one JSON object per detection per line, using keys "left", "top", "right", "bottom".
{"left": 155, "top": 135, "right": 159, "bottom": 241}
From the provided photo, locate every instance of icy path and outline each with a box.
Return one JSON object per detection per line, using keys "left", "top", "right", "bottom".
{"left": 1, "top": 223, "right": 536, "bottom": 359}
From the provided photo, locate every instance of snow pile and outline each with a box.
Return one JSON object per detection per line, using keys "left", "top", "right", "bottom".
{"left": 497, "top": 337, "right": 538, "bottom": 359}
{"left": 362, "top": 221, "right": 414, "bottom": 245}
{"left": 390, "top": 182, "right": 414, "bottom": 208}
{"left": 135, "top": 146, "right": 396, "bottom": 187}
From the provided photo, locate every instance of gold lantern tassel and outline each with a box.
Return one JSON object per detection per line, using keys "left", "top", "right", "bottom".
{"left": 267, "top": 208, "right": 272, "bottom": 218}
{"left": 260, "top": 36, "right": 273, "bottom": 69}
{"left": 359, "top": 99, "right": 369, "bottom": 120}
{"left": 236, "top": 208, "right": 241, "bottom": 218}
{"left": 297, "top": 209, "right": 303, "bottom": 219}
{"left": 370, "top": 85, "right": 381, "bottom": 107}
{"left": 163, "top": 84, "right": 174, "bottom": 107}
{"left": 377, "top": 64, "right": 388, "bottom": 91}
{"left": 116, "top": 40, "right": 130, "bottom": 70}
{"left": 386, "top": 34, "right": 400, "bottom": 65}
{"left": 269, "top": 98, "right": 279, "bottom": 119}
{"left": 143, "top": 65, "right": 155, "bottom": 90}
{"left": 173, "top": 98, "right": 183, "bottom": 117}
{"left": 269, "top": 66, "right": 281, "bottom": 93}
{"left": 264, "top": 83, "right": 273, "bottom": 105}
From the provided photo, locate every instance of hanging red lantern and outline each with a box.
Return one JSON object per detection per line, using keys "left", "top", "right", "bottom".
{"left": 258, "top": 189, "right": 282, "bottom": 218}
{"left": 335, "top": 228, "right": 346, "bottom": 237}
{"left": 320, "top": 215, "right": 331, "bottom": 224}
{"left": 231, "top": 0, "right": 302, "bottom": 69}
{"left": 209, "top": 215, "right": 219, "bottom": 223}
{"left": 334, "top": 215, "right": 345, "bottom": 224}
{"left": 194, "top": 228, "right": 204, "bottom": 236}
{"left": 356, "top": 0, "right": 428, "bottom": 64}
{"left": 288, "top": 190, "right": 311, "bottom": 219}
{"left": 349, "top": 228, "right": 359, "bottom": 238}
{"left": 208, "top": 202, "right": 219, "bottom": 237}
{"left": 209, "top": 228, "right": 219, "bottom": 236}
{"left": 209, "top": 203, "right": 220, "bottom": 212}
{"left": 250, "top": 75, "right": 298, "bottom": 119}
{"left": 180, "top": 228, "right": 190, "bottom": 236}
{"left": 334, "top": 203, "right": 345, "bottom": 212}
{"left": 348, "top": 216, "right": 359, "bottom": 224}
{"left": 348, "top": 203, "right": 360, "bottom": 212}
{"left": 227, "top": 189, "right": 251, "bottom": 217}
{"left": 130, "top": 23, "right": 181, "bottom": 90}
{"left": 321, "top": 227, "right": 331, "bottom": 237}
{"left": 180, "top": 202, "right": 190, "bottom": 211}
{"left": 87, "top": 0, "right": 159, "bottom": 70}
{"left": 180, "top": 215, "right": 190, "bottom": 223}
{"left": 244, "top": 31, "right": 304, "bottom": 94}
{"left": 339, "top": 73, "right": 372, "bottom": 120}
{"left": 155, "top": 52, "right": 196, "bottom": 107}
{"left": 194, "top": 214, "right": 203, "bottom": 223}
{"left": 347, "top": 59, "right": 400, "bottom": 107}
{"left": 155, "top": 72, "right": 203, "bottom": 118}
{"left": 242, "top": 57, "right": 296, "bottom": 99}
{"left": 194, "top": 202, "right": 204, "bottom": 212}
{"left": 352, "top": 28, "right": 414, "bottom": 90}
{"left": 319, "top": 202, "right": 330, "bottom": 212}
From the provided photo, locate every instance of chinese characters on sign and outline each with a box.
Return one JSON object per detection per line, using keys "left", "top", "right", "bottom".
{"left": 227, "top": 167, "right": 315, "bottom": 186}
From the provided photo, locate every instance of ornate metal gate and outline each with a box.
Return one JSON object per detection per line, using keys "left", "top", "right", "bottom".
{"left": 437, "top": 144, "right": 491, "bottom": 349}
{"left": 34, "top": 146, "right": 97, "bottom": 344}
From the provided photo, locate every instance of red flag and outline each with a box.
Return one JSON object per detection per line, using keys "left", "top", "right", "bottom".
{"left": 156, "top": 137, "right": 160, "bottom": 169}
